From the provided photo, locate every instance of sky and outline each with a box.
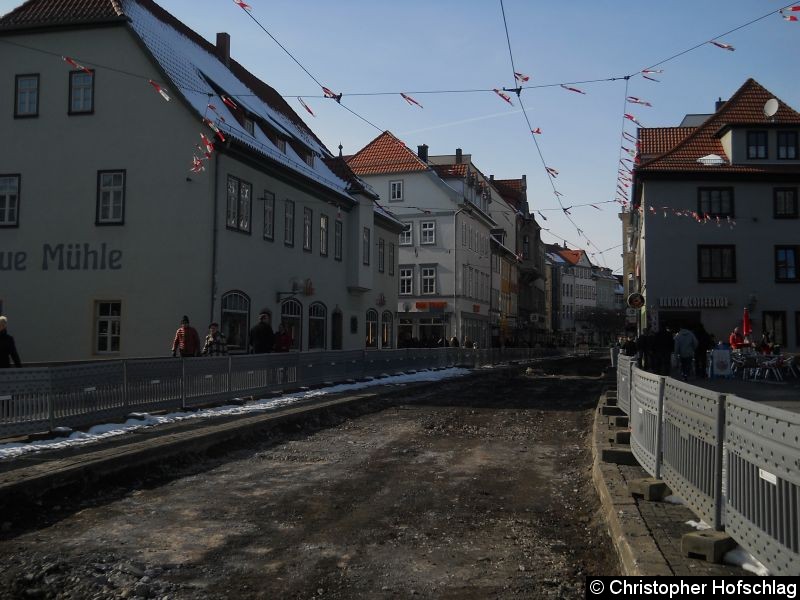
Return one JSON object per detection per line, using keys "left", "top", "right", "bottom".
{"left": 1, "top": 0, "right": 798, "bottom": 273}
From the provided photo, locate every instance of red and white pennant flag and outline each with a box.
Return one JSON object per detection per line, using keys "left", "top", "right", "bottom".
{"left": 200, "top": 133, "right": 215, "bottom": 154}
{"left": 710, "top": 40, "right": 735, "bottom": 51}
{"left": 626, "top": 96, "right": 651, "bottom": 107}
{"left": 62, "top": 56, "right": 92, "bottom": 74}
{"left": 203, "top": 118, "right": 226, "bottom": 142}
{"left": 530, "top": 128, "right": 541, "bottom": 135}
{"left": 781, "top": 7, "right": 799, "bottom": 21}
{"left": 298, "top": 97, "right": 316, "bottom": 116}
{"left": 560, "top": 84, "right": 586, "bottom": 95}
{"left": 322, "top": 86, "right": 342, "bottom": 103}
{"left": 514, "top": 72, "right": 530, "bottom": 83}
{"left": 493, "top": 89, "right": 514, "bottom": 106}
{"left": 221, "top": 95, "right": 238, "bottom": 111}
{"left": 191, "top": 156, "right": 206, "bottom": 173}
{"left": 545, "top": 166, "right": 559, "bottom": 178}
{"left": 400, "top": 93, "right": 423, "bottom": 108}
{"left": 148, "top": 80, "right": 170, "bottom": 102}
{"left": 624, "top": 113, "right": 643, "bottom": 126}
{"left": 232, "top": 0, "right": 251, "bottom": 11}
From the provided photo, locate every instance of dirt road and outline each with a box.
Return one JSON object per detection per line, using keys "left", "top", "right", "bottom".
{"left": 0, "top": 358, "right": 619, "bottom": 599}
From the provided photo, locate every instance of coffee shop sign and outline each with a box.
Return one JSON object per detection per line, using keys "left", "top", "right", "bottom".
{"left": 659, "top": 296, "right": 729, "bottom": 308}
{"left": 1, "top": 243, "right": 123, "bottom": 272}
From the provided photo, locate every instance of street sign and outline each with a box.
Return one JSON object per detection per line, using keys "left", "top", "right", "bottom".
{"left": 627, "top": 293, "right": 645, "bottom": 309}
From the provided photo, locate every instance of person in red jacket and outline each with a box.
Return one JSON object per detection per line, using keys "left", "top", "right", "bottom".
{"left": 728, "top": 326, "right": 746, "bottom": 350}
{"left": 274, "top": 322, "right": 293, "bottom": 352}
{"left": 172, "top": 315, "right": 201, "bottom": 357}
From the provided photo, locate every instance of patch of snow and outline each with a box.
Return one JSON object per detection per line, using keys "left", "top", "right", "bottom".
{"left": 662, "top": 494, "right": 687, "bottom": 505}
{"left": 685, "top": 519, "right": 711, "bottom": 530}
{"left": 0, "top": 368, "right": 470, "bottom": 461}
{"left": 723, "top": 547, "right": 770, "bottom": 576}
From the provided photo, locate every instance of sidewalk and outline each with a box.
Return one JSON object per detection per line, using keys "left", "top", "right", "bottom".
{"left": 591, "top": 388, "right": 750, "bottom": 577}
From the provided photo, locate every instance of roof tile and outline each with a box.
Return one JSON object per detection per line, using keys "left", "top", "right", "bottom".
{"left": 347, "top": 131, "right": 429, "bottom": 176}
{"left": 0, "top": 0, "right": 125, "bottom": 30}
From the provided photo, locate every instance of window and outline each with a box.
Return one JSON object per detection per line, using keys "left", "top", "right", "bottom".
{"left": 95, "top": 301, "right": 121, "bottom": 354}
{"left": 762, "top": 311, "right": 786, "bottom": 348}
{"left": 303, "top": 207, "right": 312, "bottom": 251}
{"left": 698, "top": 188, "right": 734, "bottom": 218}
{"left": 281, "top": 298, "right": 302, "bottom": 351}
{"left": 421, "top": 221, "right": 436, "bottom": 245}
{"left": 308, "top": 302, "right": 327, "bottom": 350}
{"left": 422, "top": 266, "right": 436, "bottom": 295}
{"left": 96, "top": 170, "right": 125, "bottom": 225}
{"left": 226, "top": 175, "right": 251, "bottom": 233}
{"left": 777, "top": 131, "right": 798, "bottom": 160}
{"left": 284, "top": 199, "right": 295, "bottom": 246}
{"left": 363, "top": 227, "right": 371, "bottom": 265}
{"left": 221, "top": 291, "right": 249, "bottom": 352}
{"left": 243, "top": 117, "right": 255, "bottom": 136}
{"left": 381, "top": 311, "right": 393, "bottom": 349}
{"left": 400, "top": 223, "right": 412, "bottom": 245}
{"left": 320, "top": 214, "right": 329, "bottom": 256}
{"left": 774, "top": 188, "right": 798, "bottom": 218}
{"left": 698, "top": 245, "right": 736, "bottom": 282}
{"left": 462, "top": 222, "right": 467, "bottom": 246}
{"left": 0, "top": 175, "right": 20, "bottom": 227}
{"left": 334, "top": 220, "right": 343, "bottom": 260}
{"left": 304, "top": 152, "right": 315, "bottom": 168}
{"left": 365, "top": 309, "right": 378, "bottom": 348}
{"left": 263, "top": 191, "right": 275, "bottom": 240}
{"left": 400, "top": 267, "right": 413, "bottom": 295}
{"left": 378, "top": 238, "right": 385, "bottom": 273}
{"left": 523, "top": 235, "right": 530, "bottom": 260}
{"left": 775, "top": 246, "right": 798, "bottom": 282}
{"left": 390, "top": 180, "right": 403, "bottom": 202}
{"left": 746, "top": 131, "right": 767, "bottom": 159}
{"left": 389, "top": 243, "right": 395, "bottom": 276}
{"left": 14, "top": 74, "right": 39, "bottom": 117}
{"left": 69, "top": 70, "right": 94, "bottom": 114}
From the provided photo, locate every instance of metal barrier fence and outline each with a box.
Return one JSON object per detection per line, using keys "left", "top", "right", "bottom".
{"left": 629, "top": 367, "right": 664, "bottom": 479}
{"left": 724, "top": 396, "right": 800, "bottom": 576}
{"left": 615, "top": 364, "right": 800, "bottom": 575}
{"left": 0, "top": 346, "right": 563, "bottom": 439}
{"left": 616, "top": 355, "right": 634, "bottom": 415}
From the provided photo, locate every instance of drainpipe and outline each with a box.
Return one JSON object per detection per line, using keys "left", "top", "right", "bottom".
{"left": 210, "top": 152, "right": 220, "bottom": 325}
{"left": 453, "top": 206, "right": 471, "bottom": 342}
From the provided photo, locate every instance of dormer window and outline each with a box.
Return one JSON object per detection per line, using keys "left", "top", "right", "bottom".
{"left": 304, "top": 152, "right": 314, "bottom": 167}
{"left": 243, "top": 117, "right": 255, "bottom": 136}
{"left": 778, "top": 131, "right": 798, "bottom": 160}
{"left": 746, "top": 131, "right": 767, "bottom": 159}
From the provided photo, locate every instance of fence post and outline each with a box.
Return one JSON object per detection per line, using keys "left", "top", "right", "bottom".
{"left": 181, "top": 358, "right": 187, "bottom": 410}
{"left": 714, "top": 395, "right": 727, "bottom": 531}
{"left": 228, "top": 355, "right": 233, "bottom": 392}
{"left": 47, "top": 367, "right": 55, "bottom": 432}
{"left": 122, "top": 360, "right": 128, "bottom": 409}
{"left": 654, "top": 376, "right": 665, "bottom": 480}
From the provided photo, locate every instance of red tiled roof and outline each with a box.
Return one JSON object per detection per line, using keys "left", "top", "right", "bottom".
{"left": 0, "top": 0, "right": 125, "bottom": 30}
{"left": 347, "top": 131, "right": 429, "bottom": 176}
{"left": 558, "top": 249, "right": 583, "bottom": 265}
{"left": 637, "top": 79, "right": 800, "bottom": 174}
{"left": 638, "top": 127, "right": 696, "bottom": 159}
{"left": 493, "top": 178, "right": 526, "bottom": 208}
{"left": 431, "top": 164, "right": 468, "bottom": 179}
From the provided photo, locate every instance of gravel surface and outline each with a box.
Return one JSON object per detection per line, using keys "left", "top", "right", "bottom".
{"left": 0, "top": 358, "right": 619, "bottom": 599}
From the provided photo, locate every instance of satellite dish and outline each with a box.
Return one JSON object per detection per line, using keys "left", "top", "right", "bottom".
{"left": 764, "top": 98, "right": 779, "bottom": 119}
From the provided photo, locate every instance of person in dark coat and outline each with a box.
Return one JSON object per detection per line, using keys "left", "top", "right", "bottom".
{"left": 0, "top": 316, "right": 21, "bottom": 368}
{"left": 249, "top": 311, "right": 275, "bottom": 353}
{"left": 653, "top": 327, "right": 675, "bottom": 376}
{"left": 622, "top": 336, "right": 638, "bottom": 357}
{"left": 274, "top": 322, "right": 292, "bottom": 352}
{"left": 693, "top": 324, "right": 713, "bottom": 378}
{"left": 635, "top": 328, "right": 651, "bottom": 370}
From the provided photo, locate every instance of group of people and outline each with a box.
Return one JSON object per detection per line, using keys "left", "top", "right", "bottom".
{"left": 729, "top": 327, "right": 777, "bottom": 355}
{"left": 621, "top": 324, "right": 714, "bottom": 381}
{"left": 170, "top": 312, "right": 293, "bottom": 358}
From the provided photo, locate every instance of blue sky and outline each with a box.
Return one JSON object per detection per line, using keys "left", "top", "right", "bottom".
{"left": 2, "top": 0, "right": 798, "bottom": 271}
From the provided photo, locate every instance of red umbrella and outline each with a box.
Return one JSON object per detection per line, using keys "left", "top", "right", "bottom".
{"left": 742, "top": 308, "right": 753, "bottom": 337}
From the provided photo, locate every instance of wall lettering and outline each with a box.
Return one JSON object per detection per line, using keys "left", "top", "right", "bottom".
{"left": 1, "top": 243, "right": 123, "bottom": 272}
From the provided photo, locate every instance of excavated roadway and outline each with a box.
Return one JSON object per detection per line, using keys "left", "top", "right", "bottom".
{"left": 0, "top": 357, "right": 619, "bottom": 599}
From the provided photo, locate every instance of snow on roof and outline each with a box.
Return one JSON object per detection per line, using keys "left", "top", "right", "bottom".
{"left": 122, "top": 0, "right": 351, "bottom": 197}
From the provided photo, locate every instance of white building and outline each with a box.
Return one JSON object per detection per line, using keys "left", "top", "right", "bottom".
{"left": 348, "top": 136, "right": 496, "bottom": 347}
{"left": 0, "top": 0, "right": 402, "bottom": 362}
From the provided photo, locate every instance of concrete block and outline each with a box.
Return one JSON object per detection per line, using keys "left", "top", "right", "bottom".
{"left": 601, "top": 405, "right": 624, "bottom": 416}
{"left": 126, "top": 413, "right": 149, "bottom": 421}
{"left": 612, "top": 416, "right": 629, "bottom": 428}
{"left": 614, "top": 431, "right": 631, "bottom": 444}
{"left": 605, "top": 396, "right": 618, "bottom": 407}
{"left": 601, "top": 448, "right": 639, "bottom": 466}
{"left": 629, "top": 478, "right": 671, "bottom": 501}
{"left": 682, "top": 530, "right": 736, "bottom": 564}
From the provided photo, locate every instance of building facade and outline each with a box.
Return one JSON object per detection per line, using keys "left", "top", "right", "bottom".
{"left": 0, "top": 0, "right": 402, "bottom": 362}
{"left": 631, "top": 79, "right": 800, "bottom": 351}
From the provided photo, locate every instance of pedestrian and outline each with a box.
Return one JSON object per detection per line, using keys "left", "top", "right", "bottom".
{"left": 673, "top": 324, "right": 699, "bottom": 381}
{"left": 171, "top": 315, "right": 201, "bottom": 357}
{"left": 249, "top": 311, "right": 275, "bottom": 353}
{"left": 653, "top": 327, "right": 674, "bottom": 376}
{"left": 622, "top": 335, "right": 637, "bottom": 357}
{"left": 274, "top": 322, "right": 293, "bottom": 352}
{"left": 693, "top": 324, "right": 713, "bottom": 378}
{"left": 635, "top": 328, "right": 651, "bottom": 370}
{"left": 202, "top": 322, "right": 228, "bottom": 356}
{"left": 449, "top": 336, "right": 460, "bottom": 347}
{"left": 0, "top": 316, "right": 22, "bottom": 368}
{"left": 728, "top": 326, "right": 747, "bottom": 350}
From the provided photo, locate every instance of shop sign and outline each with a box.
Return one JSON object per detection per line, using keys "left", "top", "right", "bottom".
{"left": 659, "top": 296, "right": 729, "bottom": 308}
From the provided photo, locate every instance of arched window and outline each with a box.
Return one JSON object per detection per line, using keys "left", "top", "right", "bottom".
{"left": 381, "top": 311, "right": 393, "bottom": 349}
{"left": 365, "top": 309, "right": 378, "bottom": 348}
{"left": 308, "top": 302, "right": 327, "bottom": 350}
{"left": 281, "top": 298, "right": 302, "bottom": 351}
{"left": 221, "top": 291, "right": 250, "bottom": 352}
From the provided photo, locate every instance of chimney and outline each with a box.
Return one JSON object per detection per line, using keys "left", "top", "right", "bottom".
{"left": 455, "top": 148, "right": 463, "bottom": 164}
{"left": 521, "top": 174, "right": 527, "bottom": 191}
{"left": 417, "top": 144, "right": 428, "bottom": 162}
{"left": 216, "top": 32, "right": 231, "bottom": 67}
{"left": 489, "top": 174, "right": 494, "bottom": 182}
{"left": 715, "top": 97, "right": 726, "bottom": 112}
